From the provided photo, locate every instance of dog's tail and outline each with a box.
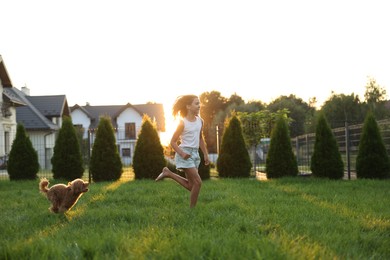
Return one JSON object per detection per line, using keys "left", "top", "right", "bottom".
{"left": 39, "top": 178, "right": 50, "bottom": 194}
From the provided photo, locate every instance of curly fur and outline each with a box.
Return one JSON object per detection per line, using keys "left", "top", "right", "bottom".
{"left": 39, "top": 178, "right": 89, "bottom": 213}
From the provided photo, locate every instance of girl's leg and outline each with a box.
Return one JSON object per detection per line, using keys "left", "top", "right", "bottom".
{"left": 156, "top": 167, "right": 191, "bottom": 191}
{"left": 156, "top": 167, "right": 202, "bottom": 207}
{"left": 183, "top": 167, "right": 202, "bottom": 208}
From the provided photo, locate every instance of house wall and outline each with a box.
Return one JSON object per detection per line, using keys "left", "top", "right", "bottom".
{"left": 116, "top": 108, "right": 143, "bottom": 131}
{"left": 27, "top": 131, "right": 56, "bottom": 170}
{"left": 0, "top": 82, "right": 18, "bottom": 159}
{"left": 1, "top": 107, "right": 17, "bottom": 154}
{"left": 116, "top": 108, "right": 144, "bottom": 166}
{"left": 71, "top": 108, "right": 90, "bottom": 139}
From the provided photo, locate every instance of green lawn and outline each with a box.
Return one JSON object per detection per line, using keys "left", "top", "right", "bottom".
{"left": 0, "top": 177, "right": 389, "bottom": 259}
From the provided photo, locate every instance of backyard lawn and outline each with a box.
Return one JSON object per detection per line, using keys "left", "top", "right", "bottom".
{"left": 1, "top": 176, "right": 389, "bottom": 259}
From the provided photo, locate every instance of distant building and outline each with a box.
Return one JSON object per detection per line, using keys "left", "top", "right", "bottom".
{"left": 71, "top": 103, "right": 165, "bottom": 166}
{"left": 0, "top": 55, "right": 27, "bottom": 168}
{"left": 4, "top": 86, "right": 70, "bottom": 169}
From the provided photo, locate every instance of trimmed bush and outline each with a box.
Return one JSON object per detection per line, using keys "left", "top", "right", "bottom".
{"left": 90, "top": 117, "right": 123, "bottom": 181}
{"left": 198, "top": 148, "right": 210, "bottom": 180}
{"left": 266, "top": 116, "right": 298, "bottom": 178}
{"left": 310, "top": 113, "right": 344, "bottom": 179}
{"left": 51, "top": 116, "right": 84, "bottom": 180}
{"left": 217, "top": 115, "right": 251, "bottom": 178}
{"left": 133, "top": 115, "right": 166, "bottom": 179}
{"left": 7, "top": 124, "right": 39, "bottom": 180}
{"left": 356, "top": 112, "right": 390, "bottom": 179}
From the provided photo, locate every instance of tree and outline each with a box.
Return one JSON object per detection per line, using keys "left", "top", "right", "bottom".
{"left": 198, "top": 148, "right": 210, "bottom": 180}
{"left": 200, "top": 91, "right": 228, "bottom": 153}
{"left": 51, "top": 116, "right": 84, "bottom": 180}
{"left": 90, "top": 117, "right": 123, "bottom": 181}
{"left": 363, "top": 76, "right": 389, "bottom": 120}
{"left": 238, "top": 108, "right": 291, "bottom": 148}
{"left": 217, "top": 114, "right": 251, "bottom": 178}
{"left": 356, "top": 112, "right": 390, "bottom": 179}
{"left": 321, "top": 92, "right": 364, "bottom": 128}
{"left": 310, "top": 113, "right": 344, "bottom": 179}
{"left": 266, "top": 116, "right": 298, "bottom": 178}
{"left": 7, "top": 124, "right": 39, "bottom": 180}
{"left": 133, "top": 115, "right": 166, "bottom": 179}
{"left": 267, "top": 94, "right": 315, "bottom": 137}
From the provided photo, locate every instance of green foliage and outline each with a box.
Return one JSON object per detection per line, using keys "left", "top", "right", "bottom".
{"left": 266, "top": 116, "right": 298, "bottom": 178}
{"left": 321, "top": 93, "right": 364, "bottom": 128}
{"left": 132, "top": 115, "right": 166, "bottom": 179}
{"left": 237, "top": 108, "right": 290, "bottom": 148}
{"left": 267, "top": 94, "right": 315, "bottom": 137}
{"left": 51, "top": 116, "right": 84, "bottom": 180}
{"left": 198, "top": 148, "right": 210, "bottom": 180}
{"left": 310, "top": 113, "right": 344, "bottom": 179}
{"left": 217, "top": 115, "right": 251, "bottom": 178}
{"left": 363, "top": 77, "right": 390, "bottom": 120}
{"left": 89, "top": 117, "right": 123, "bottom": 181}
{"left": 356, "top": 113, "right": 390, "bottom": 179}
{"left": 7, "top": 124, "right": 39, "bottom": 180}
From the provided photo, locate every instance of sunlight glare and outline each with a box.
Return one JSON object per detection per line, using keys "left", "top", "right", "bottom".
{"left": 160, "top": 99, "right": 179, "bottom": 146}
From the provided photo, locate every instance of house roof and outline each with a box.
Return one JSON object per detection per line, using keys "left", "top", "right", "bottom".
{"left": 28, "top": 95, "right": 70, "bottom": 118}
{"left": 6, "top": 87, "right": 70, "bottom": 131}
{"left": 3, "top": 89, "right": 26, "bottom": 107}
{"left": 71, "top": 103, "right": 166, "bottom": 131}
{"left": 0, "top": 55, "right": 13, "bottom": 88}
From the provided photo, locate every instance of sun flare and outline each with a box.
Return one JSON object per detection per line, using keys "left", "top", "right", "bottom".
{"left": 160, "top": 101, "right": 179, "bottom": 146}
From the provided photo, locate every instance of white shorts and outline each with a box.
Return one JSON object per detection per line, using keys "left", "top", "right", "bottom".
{"left": 175, "top": 147, "right": 200, "bottom": 169}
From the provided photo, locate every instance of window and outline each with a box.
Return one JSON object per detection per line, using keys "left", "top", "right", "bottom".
{"left": 122, "top": 148, "right": 131, "bottom": 157}
{"left": 125, "top": 123, "right": 136, "bottom": 139}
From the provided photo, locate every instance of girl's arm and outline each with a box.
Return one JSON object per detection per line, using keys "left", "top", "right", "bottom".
{"left": 170, "top": 120, "right": 190, "bottom": 159}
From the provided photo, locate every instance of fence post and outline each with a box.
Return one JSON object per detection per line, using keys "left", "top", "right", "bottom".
{"left": 306, "top": 134, "right": 309, "bottom": 170}
{"left": 88, "top": 129, "right": 91, "bottom": 183}
{"left": 295, "top": 137, "right": 299, "bottom": 173}
{"left": 345, "top": 121, "right": 351, "bottom": 180}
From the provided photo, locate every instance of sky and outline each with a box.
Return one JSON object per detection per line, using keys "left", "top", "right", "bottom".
{"left": 1, "top": 0, "right": 390, "bottom": 131}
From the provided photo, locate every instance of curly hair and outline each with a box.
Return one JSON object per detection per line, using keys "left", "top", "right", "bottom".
{"left": 172, "top": 94, "right": 198, "bottom": 118}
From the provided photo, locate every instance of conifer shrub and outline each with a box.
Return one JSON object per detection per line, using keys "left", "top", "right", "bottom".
{"left": 133, "top": 115, "right": 166, "bottom": 179}
{"left": 266, "top": 116, "right": 298, "bottom": 178}
{"left": 310, "top": 113, "right": 344, "bottom": 179}
{"left": 217, "top": 115, "right": 251, "bottom": 178}
{"left": 51, "top": 116, "right": 84, "bottom": 180}
{"left": 90, "top": 117, "right": 123, "bottom": 181}
{"left": 7, "top": 124, "right": 39, "bottom": 180}
{"left": 198, "top": 148, "right": 210, "bottom": 180}
{"left": 356, "top": 112, "right": 390, "bottom": 179}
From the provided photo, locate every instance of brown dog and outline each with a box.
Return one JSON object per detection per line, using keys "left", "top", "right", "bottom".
{"left": 39, "top": 178, "right": 89, "bottom": 213}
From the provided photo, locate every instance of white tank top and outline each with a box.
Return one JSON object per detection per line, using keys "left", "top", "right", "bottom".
{"left": 179, "top": 116, "right": 202, "bottom": 148}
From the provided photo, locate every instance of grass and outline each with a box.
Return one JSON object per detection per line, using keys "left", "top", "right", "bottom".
{"left": 0, "top": 176, "right": 389, "bottom": 259}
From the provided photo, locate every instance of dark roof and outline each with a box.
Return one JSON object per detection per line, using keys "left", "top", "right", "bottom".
{"left": 28, "top": 95, "right": 70, "bottom": 118}
{"left": 3, "top": 89, "right": 26, "bottom": 106}
{"left": 71, "top": 103, "right": 166, "bottom": 131}
{"left": 6, "top": 87, "right": 70, "bottom": 131}
{"left": 0, "top": 55, "right": 13, "bottom": 87}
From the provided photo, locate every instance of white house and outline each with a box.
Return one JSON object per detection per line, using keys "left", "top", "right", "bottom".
{"left": 71, "top": 103, "right": 165, "bottom": 166}
{"left": 4, "top": 86, "right": 71, "bottom": 169}
{"left": 0, "top": 55, "right": 25, "bottom": 169}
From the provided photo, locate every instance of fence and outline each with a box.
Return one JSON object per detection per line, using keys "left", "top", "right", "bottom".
{"left": 254, "top": 119, "right": 390, "bottom": 179}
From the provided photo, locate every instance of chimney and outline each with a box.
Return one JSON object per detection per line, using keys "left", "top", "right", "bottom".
{"left": 22, "top": 85, "right": 30, "bottom": 96}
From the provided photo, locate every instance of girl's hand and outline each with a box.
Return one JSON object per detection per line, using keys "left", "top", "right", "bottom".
{"left": 181, "top": 152, "right": 191, "bottom": 160}
{"left": 204, "top": 155, "right": 210, "bottom": 165}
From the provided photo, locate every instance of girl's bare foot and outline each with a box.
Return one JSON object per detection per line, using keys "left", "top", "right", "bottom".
{"left": 155, "top": 167, "right": 170, "bottom": 181}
